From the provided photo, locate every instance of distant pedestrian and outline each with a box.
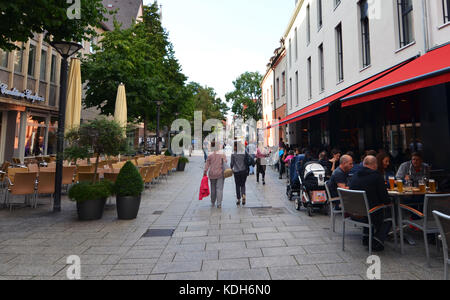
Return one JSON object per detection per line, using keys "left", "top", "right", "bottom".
{"left": 204, "top": 140, "right": 227, "bottom": 209}
{"left": 231, "top": 143, "right": 250, "bottom": 206}
{"left": 256, "top": 147, "right": 269, "bottom": 185}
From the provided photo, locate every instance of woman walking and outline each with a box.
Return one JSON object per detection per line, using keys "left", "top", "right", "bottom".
{"left": 256, "top": 146, "right": 269, "bottom": 185}
{"left": 231, "top": 143, "right": 250, "bottom": 206}
{"left": 204, "top": 141, "right": 227, "bottom": 208}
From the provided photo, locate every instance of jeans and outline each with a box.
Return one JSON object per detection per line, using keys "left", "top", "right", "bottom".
{"left": 352, "top": 210, "right": 392, "bottom": 243}
{"left": 210, "top": 178, "right": 224, "bottom": 206}
{"left": 256, "top": 161, "right": 266, "bottom": 182}
{"left": 234, "top": 171, "right": 248, "bottom": 200}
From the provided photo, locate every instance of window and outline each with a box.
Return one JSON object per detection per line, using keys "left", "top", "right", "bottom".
{"left": 444, "top": 0, "right": 450, "bottom": 23}
{"left": 24, "top": 115, "right": 46, "bottom": 157}
{"left": 28, "top": 44, "right": 36, "bottom": 77}
{"left": 318, "top": 44, "right": 324, "bottom": 92}
{"left": 289, "top": 39, "right": 292, "bottom": 68}
{"left": 306, "top": 5, "right": 311, "bottom": 45}
{"left": 318, "top": 0, "right": 323, "bottom": 30}
{"left": 336, "top": 23, "right": 344, "bottom": 82}
{"left": 295, "top": 71, "right": 299, "bottom": 105}
{"left": 276, "top": 77, "right": 280, "bottom": 100}
{"left": 307, "top": 57, "right": 312, "bottom": 99}
{"left": 282, "top": 72, "right": 286, "bottom": 96}
{"left": 0, "top": 50, "right": 8, "bottom": 68}
{"left": 14, "top": 43, "right": 24, "bottom": 73}
{"left": 40, "top": 49, "right": 47, "bottom": 80}
{"left": 50, "top": 54, "right": 57, "bottom": 83}
{"left": 294, "top": 28, "right": 298, "bottom": 61}
{"left": 289, "top": 78, "right": 293, "bottom": 108}
{"left": 397, "top": 0, "right": 414, "bottom": 47}
{"left": 360, "top": 0, "right": 371, "bottom": 67}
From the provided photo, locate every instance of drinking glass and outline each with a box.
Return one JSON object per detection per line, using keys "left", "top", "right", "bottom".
{"left": 429, "top": 179, "right": 437, "bottom": 193}
{"left": 397, "top": 180, "right": 404, "bottom": 193}
{"left": 389, "top": 176, "right": 396, "bottom": 190}
{"left": 418, "top": 179, "right": 426, "bottom": 193}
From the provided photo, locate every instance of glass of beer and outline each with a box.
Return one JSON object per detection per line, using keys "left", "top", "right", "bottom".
{"left": 396, "top": 180, "right": 404, "bottom": 193}
{"left": 429, "top": 179, "right": 437, "bottom": 193}
{"left": 389, "top": 176, "right": 396, "bottom": 190}
{"left": 418, "top": 179, "right": 426, "bottom": 193}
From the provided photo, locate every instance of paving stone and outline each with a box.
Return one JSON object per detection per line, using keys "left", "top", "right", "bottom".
{"left": 152, "top": 261, "right": 203, "bottom": 274}
{"left": 84, "top": 247, "right": 130, "bottom": 255}
{"left": 294, "top": 253, "right": 345, "bottom": 265}
{"left": 250, "top": 256, "right": 297, "bottom": 268}
{"left": 202, "top": 258, "right": 250, "bottom": 271}
{"left": 219, "top": 234, "right": 257, "bottom": 242}
{"left": 262, "top": 246, "right": 307, "bottom": 257}
{"left": 219, "top": 248, "right": 263, "bottom": 260}
{"left": 104, "top": 275, "right": 148, "bottom": 280}
{"left": 243, "top": 227, "right": 278, "bottom": 234}
{"left": 165, "top": 271, "right": 218, "bottom": 280}
{"left": 284, "top": 237, "right": 326, "bottom": 246}
{"left": 245, "top": 240, "right": 286, "bottom": 249}
{"left": 317, "top": 262, "right": 367, "bottom": 277}
{"left": 205, "top": 242, "right": 247, "bottom": 251}
{"left": 218, "top": 268, "right": 271, "bottom": 280}
{"left": 5, "top": 264, "right": 66, "bottom": 277}
{"left": 268, "top": 265, "right": 323, "bottom": 280}
{"left": 123, "top": 249, "right": 163, "bottom": 259}
{"left": 255, "top": 232, "right": 295, "bottom": 241}
{"left": 173, "top": 250, "right": 219, "bottom": 262}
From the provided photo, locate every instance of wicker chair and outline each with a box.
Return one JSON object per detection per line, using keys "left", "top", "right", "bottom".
{"left": 4, "top": 172, "right": 38, "bottom": 211}
{"left": 35, "top": 172, "right": 55, "bottom": 208}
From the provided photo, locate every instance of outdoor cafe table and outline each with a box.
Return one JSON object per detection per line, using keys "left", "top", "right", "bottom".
{"left": 388, "top": 188, "right": 440, "bottom": 252}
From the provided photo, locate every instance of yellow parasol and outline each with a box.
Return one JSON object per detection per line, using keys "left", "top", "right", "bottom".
{"left": 65, "top": 58, "right": 82, "bottom": 133}
{"left": 114, "top": 83, "right": 128, "bottom": 136}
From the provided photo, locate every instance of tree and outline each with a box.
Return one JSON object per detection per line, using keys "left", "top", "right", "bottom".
{"left": 0, "top": 0, "right": 109, "bottom": 51}
{"left": 185, "top": 82, "right": 229, "bottom": 123}
{"left": 82, "top": 2, "right": 188, "bottom": 150}
{"left": 225, "top": 72, "right": 263, "bottom": 121}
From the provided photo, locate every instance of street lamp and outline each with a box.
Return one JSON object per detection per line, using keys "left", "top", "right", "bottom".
{"left": 50, "top": 41, "right": 83, "bottom": 213}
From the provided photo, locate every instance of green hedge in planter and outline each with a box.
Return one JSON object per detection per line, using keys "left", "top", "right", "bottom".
{"left": 69, "top": 181, "right": 114, "bottom": 202}
{"left": 178, "top": 157, "right": 189, "bottom": 164}
{"left": 114, "top": 161, "right": 144, "bottom": 197}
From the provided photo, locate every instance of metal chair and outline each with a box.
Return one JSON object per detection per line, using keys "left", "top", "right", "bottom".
{"left": 35, "top": 172, "right": 55, "bottom": 208}
{"left": 433, "top": 210, "right": 450, "bottom": 280}
{"left": 338, "top": 188, "right": 396, "bottom": 256}
{"left": 399, "top": 194, "right": 450, "bottom": 266}
{"left": 325, "top": 181, "right": 343, "bottom": 233}
{"left": 4, "top": 172, "right": 38, "bottom": 211}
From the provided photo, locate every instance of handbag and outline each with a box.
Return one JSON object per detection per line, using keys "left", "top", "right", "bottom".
{"left": 222, "top": 157, "right": 233, "bottom": 179}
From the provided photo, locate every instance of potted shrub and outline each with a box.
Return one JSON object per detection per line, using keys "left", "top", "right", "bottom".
{"left": 177, "top": 156, "right": 189, "bottom": 172}
{"left": 114, "top": 161, "right": 144, "bottom": 220}
{"left": 65, "top": 119, "right": 127, "bottom": 221}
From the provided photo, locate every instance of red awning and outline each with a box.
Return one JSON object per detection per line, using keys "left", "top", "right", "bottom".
{"left": 271, "top": 59, "right": 412, "bottom": 128}
{"left": 341, "top": 43, "right": 450, "bottom": 107}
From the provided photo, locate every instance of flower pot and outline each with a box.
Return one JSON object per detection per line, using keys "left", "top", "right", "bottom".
{"left": 76, "top": 198, "right": 106, "bottom": 221}
{"left": 116, "top": 195, "right": 141, "bottom": 220}
{"left": 177, "top": 161, "right": 186, "bottom": 172}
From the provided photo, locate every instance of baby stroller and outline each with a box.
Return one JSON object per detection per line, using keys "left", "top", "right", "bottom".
{"left": 294, "top": 161, "right": 329, "bottom": 217}
{"left": 286, "top": 157, "right": 301, "bottom": 201}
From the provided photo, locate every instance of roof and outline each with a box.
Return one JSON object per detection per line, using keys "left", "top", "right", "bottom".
{"left": 101, "top": 0, "right": 143, "bottom": 31}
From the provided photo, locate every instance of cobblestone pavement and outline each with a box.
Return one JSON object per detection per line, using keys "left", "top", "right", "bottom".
{"left": 0, "top": 154, "right": 445, "bottom": 280}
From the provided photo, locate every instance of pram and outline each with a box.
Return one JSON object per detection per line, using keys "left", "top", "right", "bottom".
{"left": 286, "top": 155, "right": 306, "bottom": 201}
{"left": 294, "top": 161, "right": 329, "bottom": 216}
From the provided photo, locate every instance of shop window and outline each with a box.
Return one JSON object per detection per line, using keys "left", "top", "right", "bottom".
{"left": 47, "top": 117, "right": 58, "bottom": 155}
{"left": 0, "top": 50, "right": 8, "bottom": 68}
{"left": 24, "top": 115, "right": 46, "bottom": 157}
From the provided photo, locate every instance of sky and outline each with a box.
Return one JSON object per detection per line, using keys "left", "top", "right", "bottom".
{"left": 143, "top": 0, "right": 296, "bottom": 101}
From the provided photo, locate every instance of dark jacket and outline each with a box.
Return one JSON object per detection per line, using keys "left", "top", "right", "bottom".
{"left": 348, "top": 167, "right": 389, "bottom": 209}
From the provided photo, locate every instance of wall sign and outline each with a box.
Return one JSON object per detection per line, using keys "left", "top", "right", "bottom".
{"left": 0, "top": 82, "right": 45, "bottom": 103}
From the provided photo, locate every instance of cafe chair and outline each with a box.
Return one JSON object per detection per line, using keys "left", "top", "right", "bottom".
{"left": 325, "top": 181, "right": 343, "bottom": 233}
{"left": 433, "top": 210, "right": 450, "bottom": 280}
{"left": 77, "top": 172, "right": 99, "bottom": 183}
{"left": 103, "top": 172, "right": 119, "bottom": 183}
{"left": 4, "top": 172, "right": 38, "bottom": 211}
{"left": 399, "top": 194, "right": 450, "bottom": 266}
{"left": 338, "top": 188, "right": 397, "bottom": 256}
{"left": 62, "top": 166, "right": 77, "bottom": 191}
{"left": 35, "top": 172, "right": 55, "bottom": 208}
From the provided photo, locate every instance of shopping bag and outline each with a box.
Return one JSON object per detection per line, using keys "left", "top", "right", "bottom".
{"left": 199, "top": 176, "right": 210, "bottom": 200}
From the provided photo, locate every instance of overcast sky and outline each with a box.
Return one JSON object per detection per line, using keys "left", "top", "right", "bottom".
{"left": 143, "top": 0, "right": 295, "bottom": 101}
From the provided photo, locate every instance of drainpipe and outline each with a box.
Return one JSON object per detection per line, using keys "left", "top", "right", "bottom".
{"left": 421, "top": 0, "right": 430, "bottom": 53}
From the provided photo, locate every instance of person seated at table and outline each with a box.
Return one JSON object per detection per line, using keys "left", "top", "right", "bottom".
{"left": 328, "top": 149, "right": 341, "bottom": 175}
{"left": 350, "top": 150, "right": 377, "bottom": 176}
{"left": 328, "top": 154, "right": 354, "bottom": 200}
{"left": 376, "top": 152, "right": 395, "bottom": 183}
{"left": 396, "top": 152, "right": 431, "bottom": 186}
{"left": 348, "top": 155, "right": 391, "bottom": 252}
{"left": 318, "top": 151, "right": 331, "bottom": 178}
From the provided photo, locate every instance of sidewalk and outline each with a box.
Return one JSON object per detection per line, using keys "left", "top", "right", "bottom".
{"left": 0, "top": 155, "right": 445, "bottom": 280}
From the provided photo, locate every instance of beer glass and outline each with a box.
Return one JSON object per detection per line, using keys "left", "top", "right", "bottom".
{"left": 389, "top": 176, "right": 396, "bottom": 190}
{"left": 396, "top": 180, "right": 404, "bottom": 193}
{"left": 418, "top": 179, "right": 426, "bottom": 193}
{"left": 429, "top": 179, "right": 437, "bottom": 193}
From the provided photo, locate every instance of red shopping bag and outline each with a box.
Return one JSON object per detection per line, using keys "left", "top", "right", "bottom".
{"left": 199, "top": 176, "right": 210, "bottom": 200}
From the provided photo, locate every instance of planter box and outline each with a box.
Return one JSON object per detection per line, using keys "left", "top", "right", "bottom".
{"left": 177, "top": 161, "right": 186, "bottom": 172}
{"left": 116, "top": 195, "right": 141, "bottom": 220}
{"left": 76, "top": 198, "right": 106, "bottom": 221}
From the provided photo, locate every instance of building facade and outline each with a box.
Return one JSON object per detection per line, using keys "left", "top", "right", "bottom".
{"left": 273, "top": 0, "right": 450, "bottom": 169}
{"left": 0, "top": 0, "right": 144, "bottom": 163}
{"left": 261, "top": 67, "right": 274, "bottom": 147}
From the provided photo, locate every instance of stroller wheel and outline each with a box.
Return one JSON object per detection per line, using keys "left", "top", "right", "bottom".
{"left": 294, "top": 197, "right": 301, "bottom": 211}
{"left": 307, "top": 205, "right": 313, "bottom": 217}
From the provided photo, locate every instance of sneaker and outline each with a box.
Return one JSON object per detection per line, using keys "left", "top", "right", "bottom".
{"left": 242, "top": 195, "right": 246, "bottom": 206}
{"left": 263, "top": 180, "right": 266, "bottom": 185}
{"left": 236, "top": 199, "right": 241, "bottom": 206}
{"left": 217, "top": 204, "right": 222, "bottom": 209}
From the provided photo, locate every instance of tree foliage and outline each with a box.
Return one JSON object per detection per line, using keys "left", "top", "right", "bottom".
{"left": 184, "top": 82, "right": 229, "bottom": 122}
{"left": 0, "top": 0, "right": 109, "bottom": 51}
{"left": 225, "top": 72, "right": 263, "bottom": 121}
{"left": 82, "top": 2, "right": 188, "bottom": 141}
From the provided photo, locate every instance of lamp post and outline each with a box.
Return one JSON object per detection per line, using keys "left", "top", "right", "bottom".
{"left": 50, "top": 41, "right": 83, "bottom": 213}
